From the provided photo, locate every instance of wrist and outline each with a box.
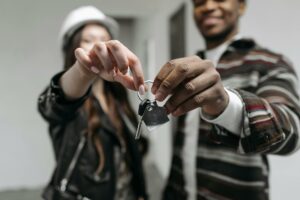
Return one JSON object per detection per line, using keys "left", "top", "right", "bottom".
{"left": 73, "top": 61, "right": 97, "bottom": 83}
{"left": 202, "top": 91, "right": 229, "bottom": 117}
{"left": 59, "top": 62, "right": 96, "bottom": 101}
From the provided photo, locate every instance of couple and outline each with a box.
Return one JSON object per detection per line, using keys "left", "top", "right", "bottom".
{"left": 38, "top": 1, "right": 300, "bottom": 200}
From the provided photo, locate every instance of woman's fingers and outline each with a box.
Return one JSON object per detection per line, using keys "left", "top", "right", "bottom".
{"left": 126, "top": 50, "right": 145, "bottom": 91}
{"left": 90, "top": 40, "right": 144, "bottom": 91}
{"left": 92, "top": 42, "right": 112, "bottom": 72}
{"left": 105, "top": 40, "right": 129, "bottom": 74}
{"left": 113, "top": 71, "right": 136, "bottom": 90}
{"left": 106, "top": 40, "right": 145, "bottom": 90}
{"left": 75, "top": 48, "right": 93, "bottom": 69}
{"left": 75, "top": 47, "right": 106, "bottom": 75}
{"left": 77, "top": 40, "right": 145, "bottom": 91}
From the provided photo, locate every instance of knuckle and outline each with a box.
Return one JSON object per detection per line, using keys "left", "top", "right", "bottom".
{"left": 177, "top": 63, "right": 189, "bottom": 74}
{"left": 210, "top": 86, "right": 225, "bottom": 101}
{"left": 210, "top": 71, "right": 221, "bottom": 83}
{"left": 153, "top": 79, "right": 162, "bottom": 91}
{"left": 119, "top": 59, "right": 129, "bottom": 67}
{"left": 191, "top": 55, "right": 202, "bottom": 62}
{"left": 130, "top": 55, "right": 139, "bottom": 64}
{"left": 193, "top": 94, "right": 204, "bottom": 105}
{"left": 108, "top": 40, "right": 121, "bottom": 51}
{"left": 154, "top": 77, "right": 163, "bottom": 85}
{"left": 216, "top": 88, "right": 225, "bottom": 99}
{"left": 166, "top": 60, "right": 176, "bottom": 69}
{"left": 113, "top": 39, "right": 121, "bottom": 44}
{"left": 161, "top": 80, "right": 172, "bottom": 90}
{"left": 185, "top": 82, "right": 196, "bottom": 92}
{"left": 203, "top": 60, "right": 214, "bottom": 68}
{"left": 94, "top": 42, "right": 103, "bottom": 51}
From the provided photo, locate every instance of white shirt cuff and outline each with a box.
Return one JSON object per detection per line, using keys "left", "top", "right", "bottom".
{"left": 200, "top": 88, "right": 243, "bottom": 136}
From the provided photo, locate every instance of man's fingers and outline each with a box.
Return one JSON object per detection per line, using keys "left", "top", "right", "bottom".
{"left": 165, "top": 66, "right": 220, "bottom": 113}
{"left": 153, "top": 56, "right": 207, "bottom": 102}
{"left": 155, "top": 63, "right": 190, "bottom": 101}
{"left": 151, "top": 61, "right": 175, "bottom": 95}
{"left": 170, "top": 84, "right": 221, "bottom": 116}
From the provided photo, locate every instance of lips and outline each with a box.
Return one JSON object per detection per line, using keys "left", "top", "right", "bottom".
{"left": 201, "top": 17, "right": 222, "bottom": 27}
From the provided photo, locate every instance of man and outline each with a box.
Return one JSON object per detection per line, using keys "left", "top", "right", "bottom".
{"left": 151, "top": 0, "right": 300, "bottom": 199}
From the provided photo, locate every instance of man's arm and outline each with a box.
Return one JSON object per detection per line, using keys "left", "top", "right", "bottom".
{"left": 209, "top": 56, "right": 300, "bottom": 154}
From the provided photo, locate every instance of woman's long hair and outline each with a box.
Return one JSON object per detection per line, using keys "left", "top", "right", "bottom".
{"left": 63, "top": 25, "right": 139, "bottom": 174}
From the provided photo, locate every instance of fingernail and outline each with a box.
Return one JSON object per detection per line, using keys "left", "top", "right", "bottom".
{"left": 139, "top": 85, "right": 145, "bottom": 95}
{"left": 155, "top": 92, "right": 163, "bottom": 101}
{"left": 91, "top": 66, "right": 99, "bottom": 74}
{"left": 144, "top": 84, "right": 149, "bottom": 92}
{"left": 172, "top": 109, "right": 181, "bottom": 116}
{"left": 151, "top": 87, "right": 157, "bottom": 95}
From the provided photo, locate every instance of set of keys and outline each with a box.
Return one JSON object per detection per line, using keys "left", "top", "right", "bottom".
{"left": 135, "top": 80, "right": 169, "bottom": 139}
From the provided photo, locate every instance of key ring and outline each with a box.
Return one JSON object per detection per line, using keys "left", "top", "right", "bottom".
{"left": 137, "top": 80, "right": 154, "bottom": 101}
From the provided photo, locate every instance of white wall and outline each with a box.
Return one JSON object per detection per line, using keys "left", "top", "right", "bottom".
{"left": 0, "top": 0, "right": 300, "bottom": 199}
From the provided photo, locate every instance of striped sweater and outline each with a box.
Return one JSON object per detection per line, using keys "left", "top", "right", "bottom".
{"left": 163, "top": 39, "right": 300, "bottom": 200}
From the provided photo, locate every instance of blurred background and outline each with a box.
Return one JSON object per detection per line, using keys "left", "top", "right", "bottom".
{"left": 0, "top": 0, "right": 299, "bottom": 199}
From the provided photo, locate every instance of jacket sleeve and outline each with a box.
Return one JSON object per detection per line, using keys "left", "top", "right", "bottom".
{"left": 38, "top": 72, "right": 90, "bottom": 123}
{"left": 211, "top": 56, "right": 300, "bottom": 155}
{"left": 38, "top": 72, "right": 90, "bottom": 141}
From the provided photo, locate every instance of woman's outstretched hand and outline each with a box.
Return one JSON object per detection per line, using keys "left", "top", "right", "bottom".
{"left": 75, "top": 40, "right": 145, "bottom": 92}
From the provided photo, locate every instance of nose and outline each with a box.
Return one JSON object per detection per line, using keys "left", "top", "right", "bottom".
{"left": 203, "top": 0, "right": 218, "bottom": 11}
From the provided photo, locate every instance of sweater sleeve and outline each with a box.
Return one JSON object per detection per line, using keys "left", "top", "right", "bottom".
{"left": 210, "top": 56, "right": 300, "bottom": 155}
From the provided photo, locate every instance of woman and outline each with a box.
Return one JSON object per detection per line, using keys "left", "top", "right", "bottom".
{"left": 38, "top": 6, "right": 147, "bottom": 200}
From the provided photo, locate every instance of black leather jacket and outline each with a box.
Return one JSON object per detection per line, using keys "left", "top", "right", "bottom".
{"left": 38, "top": 73, "right": 148, "bottom": 200}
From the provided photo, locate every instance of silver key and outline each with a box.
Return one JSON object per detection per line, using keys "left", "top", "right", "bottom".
{"left": 135, "top": 105, "right": 152, "bottom": 139}
{"left": 135, "top": 80, "right": 169, "bottom": 139}
{"left": 135, "top": 115, "right": 144, "bottom": 140}
{"left": 135, "top": 99, "right": 151, "bottom": 139}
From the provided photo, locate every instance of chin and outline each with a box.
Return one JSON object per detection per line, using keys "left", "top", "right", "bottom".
{"left": 202, "top": 31, "right": 223, "bottom": 39}
{"left": 200, "top": 26, "right": 223, "bottom": 36}
{"left": 202, "top": 26, "right": 234, "bottom": 42}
